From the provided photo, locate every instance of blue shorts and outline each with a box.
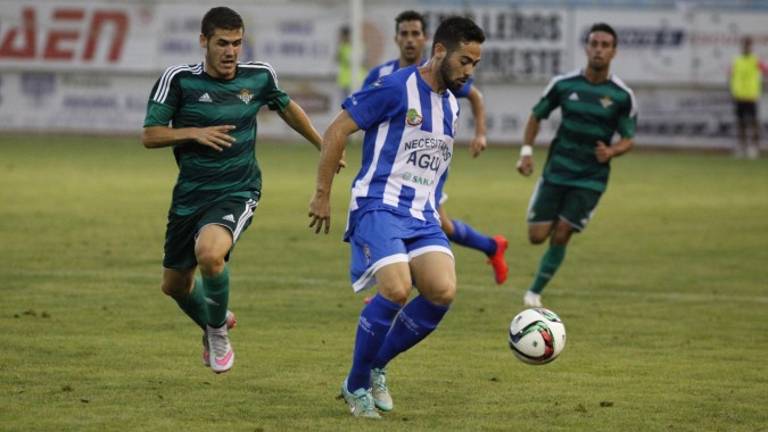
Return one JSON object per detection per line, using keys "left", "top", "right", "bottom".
{"left": 348, "top": 210, "right": 453, "bottom": 292}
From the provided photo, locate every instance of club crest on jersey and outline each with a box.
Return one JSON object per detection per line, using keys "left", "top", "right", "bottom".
{"left": 600, "top": 96, "right": 613, "bottom": 109}
{"left": 238, "top": 89, "right": 254, "bottom": 104}
{"left": 406, "top": 108, "right": 423, "bottom": 126}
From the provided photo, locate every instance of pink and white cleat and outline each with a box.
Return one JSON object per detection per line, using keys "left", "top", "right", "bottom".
{"left": 202, "top": 310, "right": 236, "bottom": 367}
{"left": 206, "top": 323, "right": 234, "bottom": 374}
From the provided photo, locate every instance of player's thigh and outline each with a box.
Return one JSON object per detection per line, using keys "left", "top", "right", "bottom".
{"left": 349, "top": 211, "right": 412, "bottom": 298}
{"left": 195, "top": 224, "right": 233, "bottom": 264}
{"left": 526, "top": 179, "right": 563, "bottom": 242}
{"left": 559, "top": 187, "right": 603, "bottom": 233}
{"left": 161, "top": 266, "right": 196, "bottom": 297}
{"left": 405, "top": 224, "right": 455, "bottom": 305}
{"left": 163, "top": 212, "right": 202, "bottom": 270}
{"left": 373, "top": 262, "right": 413, "bottom": 305}
{"left": 410, "top": 252, "right": 456, "bottom": 306}
{"left": 194, "top": 197, "right": 258, "bottom": 263}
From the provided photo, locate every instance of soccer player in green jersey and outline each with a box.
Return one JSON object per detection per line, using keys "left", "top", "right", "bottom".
{"left": 141, "top": 7, "right": 338, "bottom": 373}
{"left": 516, "top": 23, "right": 637, "bottom": 307}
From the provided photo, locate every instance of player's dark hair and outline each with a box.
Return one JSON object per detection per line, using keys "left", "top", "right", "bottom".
{"left": 395, "top": 10, "right": 427, "bottom": 34}
{"left": 431, "top": 16, "right": 485, "bottom": 54}
{"left": 201, "top": 7, "right": 244, "bottom": 39}
{"left": 586, "top": 22, "right": 617, "bottom": 47}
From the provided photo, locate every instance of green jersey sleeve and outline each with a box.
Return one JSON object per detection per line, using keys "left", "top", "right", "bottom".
{"left": 143, "top": 69, "right": 182, "bottom": 127}
{"left": 264, "top": 69, "right": 291, "bottom": 112}
{"left": 531, "top": 77, "right": 561, "bottom": 120}
{"left": 616, "top": 95, "right": 637, "bottom": 139}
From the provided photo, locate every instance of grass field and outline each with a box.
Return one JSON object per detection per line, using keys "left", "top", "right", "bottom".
{"left": 1, "top": 135, "right": 767, "bottom": 431}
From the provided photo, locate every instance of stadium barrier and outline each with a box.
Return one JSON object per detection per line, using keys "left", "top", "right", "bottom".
{"left": 1, "top": 0, "right": 765, "bottom": 149}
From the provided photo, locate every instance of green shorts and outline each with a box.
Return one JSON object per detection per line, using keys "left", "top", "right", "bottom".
{"left": 163, "top": 197, "right": 259, "bottom": 270}
{"left": 526, "top": 179, "right": 602, "bottom": 232}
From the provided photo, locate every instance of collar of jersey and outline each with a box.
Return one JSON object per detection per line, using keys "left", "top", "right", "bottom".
{"left": 415, "top": 65, "right": 449, "bottom": 96}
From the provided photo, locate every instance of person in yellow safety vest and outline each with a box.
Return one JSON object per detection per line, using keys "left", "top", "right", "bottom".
{"left": 336, "top": 26, "right": 367, "bottom": 101}
{"left": 730, "top": 36, "right": 768, "bottom": 159}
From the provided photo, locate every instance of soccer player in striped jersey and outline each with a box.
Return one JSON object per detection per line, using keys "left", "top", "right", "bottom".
{"left": 309, "top": 17, "right": 485, "bottom": 418}
{"left": 141, "top": 7, "right": 340, "bottom": 374}
{"left": 516, "top": 23, "right": 637, "bottom": 308}
{"left": 363, "top": 10, "right": 508, "bottom": 285}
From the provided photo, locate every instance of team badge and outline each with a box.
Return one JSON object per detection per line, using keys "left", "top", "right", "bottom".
{"left": 406, "top": 108, "right": 423, "bottom": 126}
{"left": 238, "top": 88, "right": 254, "bottom": 104}
{"left": 600, "top": 96, "right": 613, "bottom": 109}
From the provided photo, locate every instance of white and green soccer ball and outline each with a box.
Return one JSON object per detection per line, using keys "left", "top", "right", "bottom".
{"left": 508, "top": 307, "right": 566, "bottom": 365}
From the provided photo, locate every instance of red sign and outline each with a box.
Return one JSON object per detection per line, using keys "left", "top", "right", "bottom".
{"left": 0, "top": 7, "right": 129, "bottom": 62}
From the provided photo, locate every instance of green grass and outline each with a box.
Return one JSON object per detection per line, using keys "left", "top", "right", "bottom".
{"left": 1, "top": 135, "right": 767, "bottom": 431}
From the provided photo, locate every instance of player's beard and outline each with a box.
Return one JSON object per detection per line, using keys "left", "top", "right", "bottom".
{"left": 439, "top": 57, "right": 466, "bottom": 93}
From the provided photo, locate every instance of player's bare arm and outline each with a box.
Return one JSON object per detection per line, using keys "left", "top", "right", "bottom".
{"left": 517, "top": 114, "right": 540, "bottom": 176}
{"left": 277, "top": 100, "right": 323, "bottom": 150}
{"left": 595, "top": 138, "right": 634, "bottom": 163}
{"left": 308, "top": 110, "right": 358, "bottom": 234}
{"left": 466, "top": 85, "right": 487, "bottom": 158}
{"left": 142, "top": 125, "right": 236, "bottom": 152}
{"left": 278, "top": 100, "right": 347, "bottom": 172}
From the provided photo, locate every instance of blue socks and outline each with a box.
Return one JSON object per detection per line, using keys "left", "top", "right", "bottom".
{"left": 448, "top": 219, "right": 497, "bottom": 256}
{"left": 371, "top": 295, "right": 449, "bottom": 370}
{"left": 347, "top": 294, "right": 402, "bottom": 392}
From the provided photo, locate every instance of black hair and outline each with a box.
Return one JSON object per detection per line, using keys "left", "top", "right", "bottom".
{"left": 586, "top": 22, "right": 617, "bottom": 47}
{"left": 432, "top": 16, "right": 485, "bottom": 54}
{"left": 395, "top": 10, "right": 427, "bottom": 34}
{"left": 201, "top": 7, "right": 244, "bottom": 39}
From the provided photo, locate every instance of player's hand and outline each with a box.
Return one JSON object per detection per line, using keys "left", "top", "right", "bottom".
{"left": 469, "top": 135, "right": 487, "bottom": 158}
{"left": 308, "top": 192, "right": 331, "bottom": 234}
{"left": 595, "top": 140, "right": 614, "bottom": 163}
{"left": 337, "top": 149, "right": 348, "bottom": 173}
{"left": 516, "top": 155, "right": 534, "bottom": 176}
{"left": 193, "top": 125, "right": 236, "bottom": 152}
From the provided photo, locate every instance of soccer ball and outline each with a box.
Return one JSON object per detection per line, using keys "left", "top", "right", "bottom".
{"left": 508, "top": 308, "right": 566, "bottom": 365}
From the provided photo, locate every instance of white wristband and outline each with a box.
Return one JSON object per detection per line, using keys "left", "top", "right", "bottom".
{"left": 520, "top": 145, "right": 533, "bottom": 157}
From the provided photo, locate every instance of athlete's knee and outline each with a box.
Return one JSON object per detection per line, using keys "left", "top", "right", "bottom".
{"left": 377, "top": 283, "right": 411, "bottom": 306}
{"left": 528, "top": 223, "right": 552, "bottom": 244}
{"left": 161, "top": 279, "right": 190, "bottom": 299}
{"left": 551, "top": 224, "right": 574, "bottom": 245}
{"left": 420, "top": 274, "right": 456, "bottom": 306}
{"left": 196, "top": 249, "right": 226, "bottom": 276}
{"left": 528, "top": 230, "right": 549, "bottom": 245}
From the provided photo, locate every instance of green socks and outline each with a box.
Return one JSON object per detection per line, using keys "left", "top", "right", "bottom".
{"left": 529, "top": 244, "right": 566, "bottom": 294}
{"left": 173, "top": 277, "right": 209, "bottom": 330}
{"left": 203, "top": 266, "right": 230, "bottom": 328}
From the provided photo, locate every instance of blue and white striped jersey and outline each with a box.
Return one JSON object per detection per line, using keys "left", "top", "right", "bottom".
{"left": 342, "top": 66, "right": 460, "bottom": 240}
{"left": 362, "top": 58, "right": 473, "bottom": 98}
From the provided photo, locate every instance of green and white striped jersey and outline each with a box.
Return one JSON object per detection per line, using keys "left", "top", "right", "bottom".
{"left": 532, "top": 69, "right": 637, "bottom": 192}
{"left": 144, "top": 62, "right": 290, "bottom": 216}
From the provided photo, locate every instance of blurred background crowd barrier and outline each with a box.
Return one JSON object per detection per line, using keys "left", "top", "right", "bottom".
{"left": 1, "top": 0, "right": 766, "bottom": 149}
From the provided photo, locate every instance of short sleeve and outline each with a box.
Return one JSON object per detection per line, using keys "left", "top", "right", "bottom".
{"left": 263, "top": 68, "right": 291, "bottom": 112}
{"left": 616, "top": 95, "right": 638, "bottom": 139}
{"left": 531, "top": 77, "right": 561, "bottom": 120}
{"left": 361, "top": 67, "right": 379, "bottom": 89}
{"left": 143, "top": 71, "right": 181, "bottom": 127}
{"left": 342, "top": 76, "right": 404, "bottom": 131}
